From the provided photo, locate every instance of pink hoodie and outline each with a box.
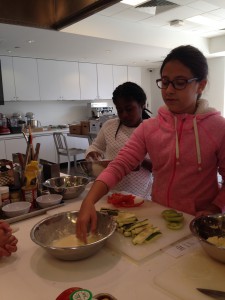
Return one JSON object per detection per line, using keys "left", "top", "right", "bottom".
{"left": 97, "top": 99, "right": 225, "bottom": 215}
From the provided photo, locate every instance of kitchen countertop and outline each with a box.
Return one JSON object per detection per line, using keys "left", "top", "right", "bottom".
{"left": 1, "top": 183, "right": 224, "bottom": 300}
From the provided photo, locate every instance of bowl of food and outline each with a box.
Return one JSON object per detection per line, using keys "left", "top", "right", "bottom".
{"left": 78, "top": 160, "right": 111, "bottom": 179}
{"left": 190, "top": 214, "right": 225, "bottom": 263}
{"left": 30, "top": 210, "right": 117, "bottom": 260}
{"left": 2, "top": 201, "right": 31, "bottom": 218}
{"left": 36, "top": 194, "right": 63, "bottom": 208}
{"left": 42, "top": 175, "right": 89, "bottom": 200}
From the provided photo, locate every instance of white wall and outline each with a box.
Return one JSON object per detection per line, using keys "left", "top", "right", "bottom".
{"left": 204, "top": 57, "right": 225, "bottom": 115}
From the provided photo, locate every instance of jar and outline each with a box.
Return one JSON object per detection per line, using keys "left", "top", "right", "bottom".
{"left": 0, "top": 186, "right": 10, "bottom": 206}
{"left": 9, "top": 186, "right": 21, "bottom": 202}
{"left": 21, "top": 185, "right": 37, "bottom": 208}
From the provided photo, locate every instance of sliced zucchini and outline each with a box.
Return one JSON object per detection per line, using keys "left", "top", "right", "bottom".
{"left": 132, "top": 226, "right": 160, "bottom": 245}
{"left": 126, "top": 219, "right": 149, "bottom": 232}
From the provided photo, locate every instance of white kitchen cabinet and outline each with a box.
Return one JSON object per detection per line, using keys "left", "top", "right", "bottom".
{"left": 0, "top": 56, "right": 16, "bottom": 101}
{"left": 13, "top": 57, "right": 40, "bottom": 101}
{"left": 113, "top": 65, "right": 128, "bottom": 90}
{"left": 4, "top": 137, "right": 27, "bottom": 160}
{"left": 0, "top": 56, "right": 40, "bottom": 101}
{"left": 128, "top": 66, "right": 142, "bottom": 86}
{"left": 58, "top": 61, "right": 80, "bottom": 100}
{"left": 0, "top": 140, "right": 6, "bottom": 159}
{"left": 97, "top": 64, "right": 113, "bottom": 99}
{"left": 79, "top": 62, "right": 98, "bottom": 100}
{"left": 34, "top": 134, "right": 57, "bottom": 163}
{"left": 37, "top": 59, "right": 80, "bottom": 100}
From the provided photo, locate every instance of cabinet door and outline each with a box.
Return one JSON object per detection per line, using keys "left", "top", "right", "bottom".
{"left": 37, "top": 59, "right": 61, "bottom": 100}
{"left": 113, "top": 65, "right": 128, "bottom": 90}
{"left": 0, "top": 56, "right": 16, "bottom": 101}
{"left": 97, "top": 64, "right": 113, "bottom": 100}
{"left": 13, "top": 57, "right": 40, "bottom": 101}
{"left": 58, "top": 61, "right": 80, "bottom": 100}
{"left": 34, "top": 135, "right": 57, "bottom": 163}
{"left": 0, "top": 140, "right": 6, "bottom": 159}
{"left": 5, "top": 138, "right": 27, "bottom": 160}
{"left": 128, "top": 66, "right": 142, "bottom": 86}
{"left": 79, "top": 63, "right": 98, "bottom": 100}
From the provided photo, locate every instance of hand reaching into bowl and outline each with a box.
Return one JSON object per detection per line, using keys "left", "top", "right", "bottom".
{"left": 86, "top": 151, "right": 104, "bottom": 161}
{"left": 0, "top": 221, "right": 18, "bottom": 257}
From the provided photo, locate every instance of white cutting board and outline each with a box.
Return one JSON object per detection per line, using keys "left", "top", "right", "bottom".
{"left": 96, "top": 198, "right": 194, "bottom": 261}
{"left": 153, "top": 248, "right": 225, "bottom": 300}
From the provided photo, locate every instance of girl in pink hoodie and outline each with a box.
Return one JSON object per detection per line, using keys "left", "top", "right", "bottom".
{"left": 76, "top": 45, "right": 225, "bottom": 241}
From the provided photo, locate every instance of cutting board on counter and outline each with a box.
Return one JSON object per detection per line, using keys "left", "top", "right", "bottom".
{"left": 96, "top": 199, "right": 194, "bottom": 261}
{"left": 153, "top": 249, "right": 225, "bottom": 300}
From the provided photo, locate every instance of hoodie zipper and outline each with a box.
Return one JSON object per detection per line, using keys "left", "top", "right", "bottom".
{"left": 166, "top": 117, "right": 185, "bottom": 207}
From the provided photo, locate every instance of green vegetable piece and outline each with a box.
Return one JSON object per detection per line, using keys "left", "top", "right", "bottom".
{"left": 164, "top": 215, "right": 184, "bottom": 222}
{"left": 167, "top": 222, "right": 184, "bottom": 230}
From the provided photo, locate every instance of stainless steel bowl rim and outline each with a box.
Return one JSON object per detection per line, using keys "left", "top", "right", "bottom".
{"left": 190, "top": 214, "right": 225, "bottom": 250}
{"left": 30, "top": 210, "right": 117, "bottom": 250}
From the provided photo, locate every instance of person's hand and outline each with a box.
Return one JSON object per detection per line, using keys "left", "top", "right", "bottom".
{"left": 86, "top": 151, "right": 103, "bottom": 161}
{"left": 76, "top": 201, "right": 97, "bottom": 243}
{"left": 0, "top": 222, "right": 18, "bottom": 257}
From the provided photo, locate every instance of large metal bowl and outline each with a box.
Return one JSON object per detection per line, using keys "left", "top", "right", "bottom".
{"left": 42, "top": 175, "right": 89, "bottom": 200}
{"left": 78, "top": 160, "right": 111, "bottom": 179}
{"left": 30, "top": 210, "right": 116, "bottom": 260}
{"left": 190, "top": 214, "right": 225, "bottom": 263}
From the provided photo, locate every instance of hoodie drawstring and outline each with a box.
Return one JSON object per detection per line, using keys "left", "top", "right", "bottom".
{"left": 174, "top": 117, "right": 180, "bottom": 165}
{"left": 174, "top": 116, "right": 202, "bottom": 171}
{"left": 193, "top": 116, "right": 202, "bottom": 171}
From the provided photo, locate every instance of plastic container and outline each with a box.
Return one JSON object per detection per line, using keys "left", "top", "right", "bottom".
{"left": 0, "top": 186, "right": 10, "bottom": 206}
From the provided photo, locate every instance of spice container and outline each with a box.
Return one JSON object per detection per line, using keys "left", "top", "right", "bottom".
{"left": 21, "top": 185, "right": 37, "bottom": 208}
{"left": 9, "top": 186, "right": 21, "bottom": 202}
{"left": 0, "top": 186, "right": 10, "bottom": 206}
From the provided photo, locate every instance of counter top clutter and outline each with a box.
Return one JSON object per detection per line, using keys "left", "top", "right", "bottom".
{"left": 1, "top": 181, "right": 225, "bottom": 300}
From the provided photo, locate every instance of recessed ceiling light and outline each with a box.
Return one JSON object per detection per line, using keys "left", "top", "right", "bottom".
{"left": 7, "top": 50, "right": 12, "bottom": 53}
{"left": 187, "top": 16, "right": 216, "bottom": 27}
{"left": 105, "top": 50, "right": 111, "bottom": 54}
{"left": 121, "top": 0, "right": 146, "bottom": 6}
{"left": 28, "top": 40, "right": 35, "bottom": 44}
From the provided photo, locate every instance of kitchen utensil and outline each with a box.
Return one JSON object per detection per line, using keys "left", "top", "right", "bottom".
{"left": 153, "top": 249, "right": 225, "bottom": 300}
{"left": 190, "top": 214, "right": 225, "bottom": 263}
{"left": 197, "top": 288, "right": 225, "bottom": 299}
{"left": 36, "top": 194, "right": 63, "bottom": 208}
{"left": 42, "top": 175, "right": 89, "bottom": 199}
{"left": 100, "top": 199, "right": 194, "bottom": 261}
{"left": 2, "top": 201, "right": 31, "bottom": 217}
{"left": 30, "top": 210, "right": 117, "bottom": 260}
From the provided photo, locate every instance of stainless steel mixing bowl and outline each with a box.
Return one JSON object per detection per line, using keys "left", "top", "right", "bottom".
{"left": 30, "top": 210, "right": 117, "bottom": 260}
{"left": 190, "top": 213, "right": 225, "bottom": 263}
{"left": 78, "top": 160, "right": 111, "bottom": 179}
{"left": 42, "top": 175, "right": 89, "bottom": 200}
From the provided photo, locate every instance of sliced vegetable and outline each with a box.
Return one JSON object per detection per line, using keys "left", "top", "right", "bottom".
{"left": 132, "top": 226, "right": 161, "bottom": 245}
{"left": 161, "top": 209, "right": 184, "bottom": 230}
{"left": 107, "top": 193, "right": 144, "bottom": 207}
{"left": 167, "top": 222, "right": 184, "bottom": 230}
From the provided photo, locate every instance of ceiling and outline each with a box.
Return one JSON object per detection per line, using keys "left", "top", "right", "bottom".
{"left": 0, "top": 0, "right": 225, "bottom": 68}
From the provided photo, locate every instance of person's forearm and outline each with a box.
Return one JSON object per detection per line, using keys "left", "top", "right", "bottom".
{"left": 81, "top": 180, "right": 109, "bottom": 206}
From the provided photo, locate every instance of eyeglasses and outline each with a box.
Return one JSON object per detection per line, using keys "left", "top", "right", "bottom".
{"left": 156, "top": 78, "right": 199, "bottom": 90}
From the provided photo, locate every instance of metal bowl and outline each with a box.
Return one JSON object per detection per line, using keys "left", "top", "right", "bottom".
{"left": 42, "top": 175, "right": 89, "bottom": 200}
{"left": 78, "top": 160, "right": 111, "bottom": 179}
{"left": 30, "top": 210, "right": 117, "bottom": 260}
{"left": 190, "top": 214, "right": 225, "bottom": 263}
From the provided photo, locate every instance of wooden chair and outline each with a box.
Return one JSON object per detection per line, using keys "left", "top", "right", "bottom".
{"left": 53, "top": 132, "right": 85, "bottom": 174}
